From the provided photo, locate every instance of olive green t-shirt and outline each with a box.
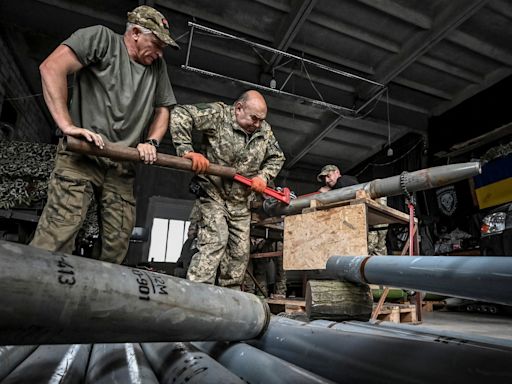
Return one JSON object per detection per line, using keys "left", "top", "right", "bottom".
{"left": 63, "top": 25, "right": 176, "bottom": 147}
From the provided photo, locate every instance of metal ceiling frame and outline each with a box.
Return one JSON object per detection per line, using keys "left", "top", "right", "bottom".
{"left": 183, "top": 22, "right": 385, "bottom": 116}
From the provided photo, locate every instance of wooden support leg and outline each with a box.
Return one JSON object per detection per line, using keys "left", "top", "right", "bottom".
{"left": 245, "top": 270, "right": 268, "bottom": 298}
{"left": 371, "top": 286, "right": 389, "bottom": 321}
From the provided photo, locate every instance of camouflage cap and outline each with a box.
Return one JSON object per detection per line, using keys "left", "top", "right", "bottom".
{"left": 317, "top": 164, "right": 339, "bottom": 182}
{"left": 127, "top": 5, "right": 179, "bottom": 49}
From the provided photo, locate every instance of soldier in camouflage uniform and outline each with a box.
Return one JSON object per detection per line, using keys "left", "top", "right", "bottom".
{"left": 170, "top": 90, "right": 285, "bottom": 288}
{"left": 30, "top": 5, "right": 178, "bottom": 263}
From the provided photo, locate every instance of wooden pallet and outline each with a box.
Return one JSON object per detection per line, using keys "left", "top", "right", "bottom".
{"left": 374, "top": 303, "right": 419, "bottom": 324}
{"left": 266, "top": 298, "right": 306, "bottom": 314}
{"left": 422, "top": 300, "right": 446, "bottom": 312}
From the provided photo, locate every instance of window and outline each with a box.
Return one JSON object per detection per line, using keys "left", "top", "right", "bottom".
{"left": 148, "top": 218, "right": 190, "bottom": 262}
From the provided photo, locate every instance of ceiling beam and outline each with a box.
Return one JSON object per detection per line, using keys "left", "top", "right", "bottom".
{"left": 285, "top": 113, "right": 342, "bottom": 168}
{"left": 487, "top": 0, "right": 512, "bottom": 20}
{"left": 35, "top": 0, "right": 125, "bottom": 25}
{"left": 447, "top": 30, "right": 512, "bottom": 66}
{"left": 264, "top": 0, "right": 317, "bottom": 72}
{"left": 285, "top": 93, "right": 430, "bottom": 169}
{"left": 392, "top": 77, "right": 453, "bottom": 100}
{"left": 156, "top": 0, "right": 271, "bottom": 42}
{"left": 307, "top": 12, "right": 399, "bottom": 53}
{"left": 358, "top": 0, "right": 489, "bottom": 99}
{"left": 432, "top": 67, "right": 512, "bottom": 116}
{"left": 418, "top": 56, "right": 481, "bottom": 83}
{"left": 357, "top": 0, "right": 432, "bottom": 29}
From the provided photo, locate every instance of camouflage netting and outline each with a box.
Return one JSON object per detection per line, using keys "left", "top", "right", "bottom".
{"left": 0, "top": 140, "right": 99, "bottom": 240}
{"left": 481, "top": 140, "right": 512, "bottom": 162}
{"left": 0, "top": 140, "right": 55, "bottom": 209}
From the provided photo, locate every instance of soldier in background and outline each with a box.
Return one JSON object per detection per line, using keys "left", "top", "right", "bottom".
{"left": 317, "top": 164, "right": 358, "bottom": 193}
{"left": 317, "top": 164, "right": 387, "bottom": 255}
{"left": 170, "top": 90, "right": 285, "bottom": 289}
{"left": 30, "top": 5, "right": 178, "bottom": 264}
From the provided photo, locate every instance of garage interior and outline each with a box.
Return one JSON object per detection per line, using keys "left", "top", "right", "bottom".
{"left": 0, "top": 0, "right": 511, "bottom": 383}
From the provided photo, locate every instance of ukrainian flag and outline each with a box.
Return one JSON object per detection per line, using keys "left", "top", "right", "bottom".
{"left": 474, "top": 154, "right": 512, "bottom": 209}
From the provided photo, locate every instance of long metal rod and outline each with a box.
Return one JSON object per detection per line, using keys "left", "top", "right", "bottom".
{"left": 354, "top": 85, "right": 388, "bottom": 114}
{"left": 0, "top": 241, "right": 270, "bottom": 345}
{"left": 326, "top": 255, "right": 512, "bottom": 306}
{"left": 184, "top": 24, "right": 195, "bottom": 67}
{"left": 188, "top": 22, "right": 385, "bottom": 87}
{"left": 249, "top": 317, "right": 512, "bottom": 384}
{"left": 61, "top": 136, "right": 237, "bottom": 178}
{"left": 141, "top": 343, "right": 245, "bottom": 384}
{"left": 193, "top": 341, "right": 335, "bottom": 384}
{"left": 264, "top": 162, "right": 481, "bottom": 216}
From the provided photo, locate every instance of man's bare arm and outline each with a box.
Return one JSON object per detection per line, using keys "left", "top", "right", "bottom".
{"left": 40, "top": 44, "right": 104, "bottom": 148}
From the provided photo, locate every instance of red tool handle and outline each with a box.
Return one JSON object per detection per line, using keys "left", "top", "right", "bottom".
{"left": 233, "top": 174, "right": 291, "bottom": 205}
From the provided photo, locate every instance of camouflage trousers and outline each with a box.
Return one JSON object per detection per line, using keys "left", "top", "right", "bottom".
{"left": 30, "top": 151, "right": 135, "bottom": 264}
{"left": 186, "top": 196, "right": 251, "bottom": 288}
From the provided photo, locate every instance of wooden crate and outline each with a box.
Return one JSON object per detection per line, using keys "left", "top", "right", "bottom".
{"left": 266, "top": 298, "right": 306, "bottom": 314}
{"left": 375, "top": 303, "right": 419, "bottom": 324}
{"left": 422, "top": 300, "right": 446, "bottom": 312}
{"left": 283, "top": 204, "right": 368, "bottom": 270}
{"left": 283, "top": 196, "right": 412, "bottom": 271}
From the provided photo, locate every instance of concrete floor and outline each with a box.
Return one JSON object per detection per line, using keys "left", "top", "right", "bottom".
{"left": 418, "top": 310, "right": 512, "bottom": 341}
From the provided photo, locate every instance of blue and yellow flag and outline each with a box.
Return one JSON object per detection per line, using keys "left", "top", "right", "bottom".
{"left": 474, "top": 154, "right": 512, "bottom": 209}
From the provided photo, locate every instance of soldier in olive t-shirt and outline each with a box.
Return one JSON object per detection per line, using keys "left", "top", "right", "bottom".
{"left": 31, "top": 5, "right": 178, "bottom": 264}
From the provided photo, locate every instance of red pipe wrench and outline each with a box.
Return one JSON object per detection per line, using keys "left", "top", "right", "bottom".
{"left": 233, "top": 174, "right": 291, "bottom": 205}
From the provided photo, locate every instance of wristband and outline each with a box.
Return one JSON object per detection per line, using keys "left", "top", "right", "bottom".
{"left": 145, "top": 138, "right": 159, "bottom": 148}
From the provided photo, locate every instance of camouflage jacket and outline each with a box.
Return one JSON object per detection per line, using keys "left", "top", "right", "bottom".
{"left": 170, "top": 102, "right": 285, "bottom": 205}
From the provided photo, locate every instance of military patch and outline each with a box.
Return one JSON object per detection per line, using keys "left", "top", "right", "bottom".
{"left": 436, "top": 185, "right": 457, "bottom": 216}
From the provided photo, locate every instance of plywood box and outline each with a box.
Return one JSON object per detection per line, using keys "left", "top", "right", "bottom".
{"left": 283, "top": 204, "right": 368, "bottom": 270}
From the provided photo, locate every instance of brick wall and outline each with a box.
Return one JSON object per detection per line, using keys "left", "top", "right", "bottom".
{"left": 0, "top": 35, "right": 52, "bottom": 143}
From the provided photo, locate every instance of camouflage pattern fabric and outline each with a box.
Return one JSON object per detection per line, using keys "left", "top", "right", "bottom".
{"left": 274, "top": 240, "right": 286, "bottom": 295}
{"left": 368, "top": 229, "right": 387, "bottom": 255}
{"left": 368, "top": 197, "right": 388, "bottom": 256}
{"left": 30, "top": 150, "right": 135, "bottom": 264}
{"left": 171, "top": 102, "right": 285, "bottom": 205}
{"left": 186, "top": 197, "right": 251, "bottom": 287}
{"left": 172, "top": 101, "right": 285, "bottom": 286}
{"left": 481, "top": 140, "right": 512, "bottom": 162}
{"left": 0, "top": 140, "right": 100, "bottom": 246}
{"left": 188, "top": 199, "right": 201, "bottom": 224}
{"left": 0, "top": 140, "right": 55, "bottom": 209}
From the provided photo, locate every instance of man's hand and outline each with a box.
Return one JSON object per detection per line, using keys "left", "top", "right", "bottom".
{"left": 251, "top": 176, "right": 267, "bottom": 193}
{"left": 184, "top": 152, "right": 209, "bottom": 173}
{"left": 63, "top": 125, "right": 105, "bottom": 149}
{"left": 137, "top": 143, "right": 158, "bottom": 164}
